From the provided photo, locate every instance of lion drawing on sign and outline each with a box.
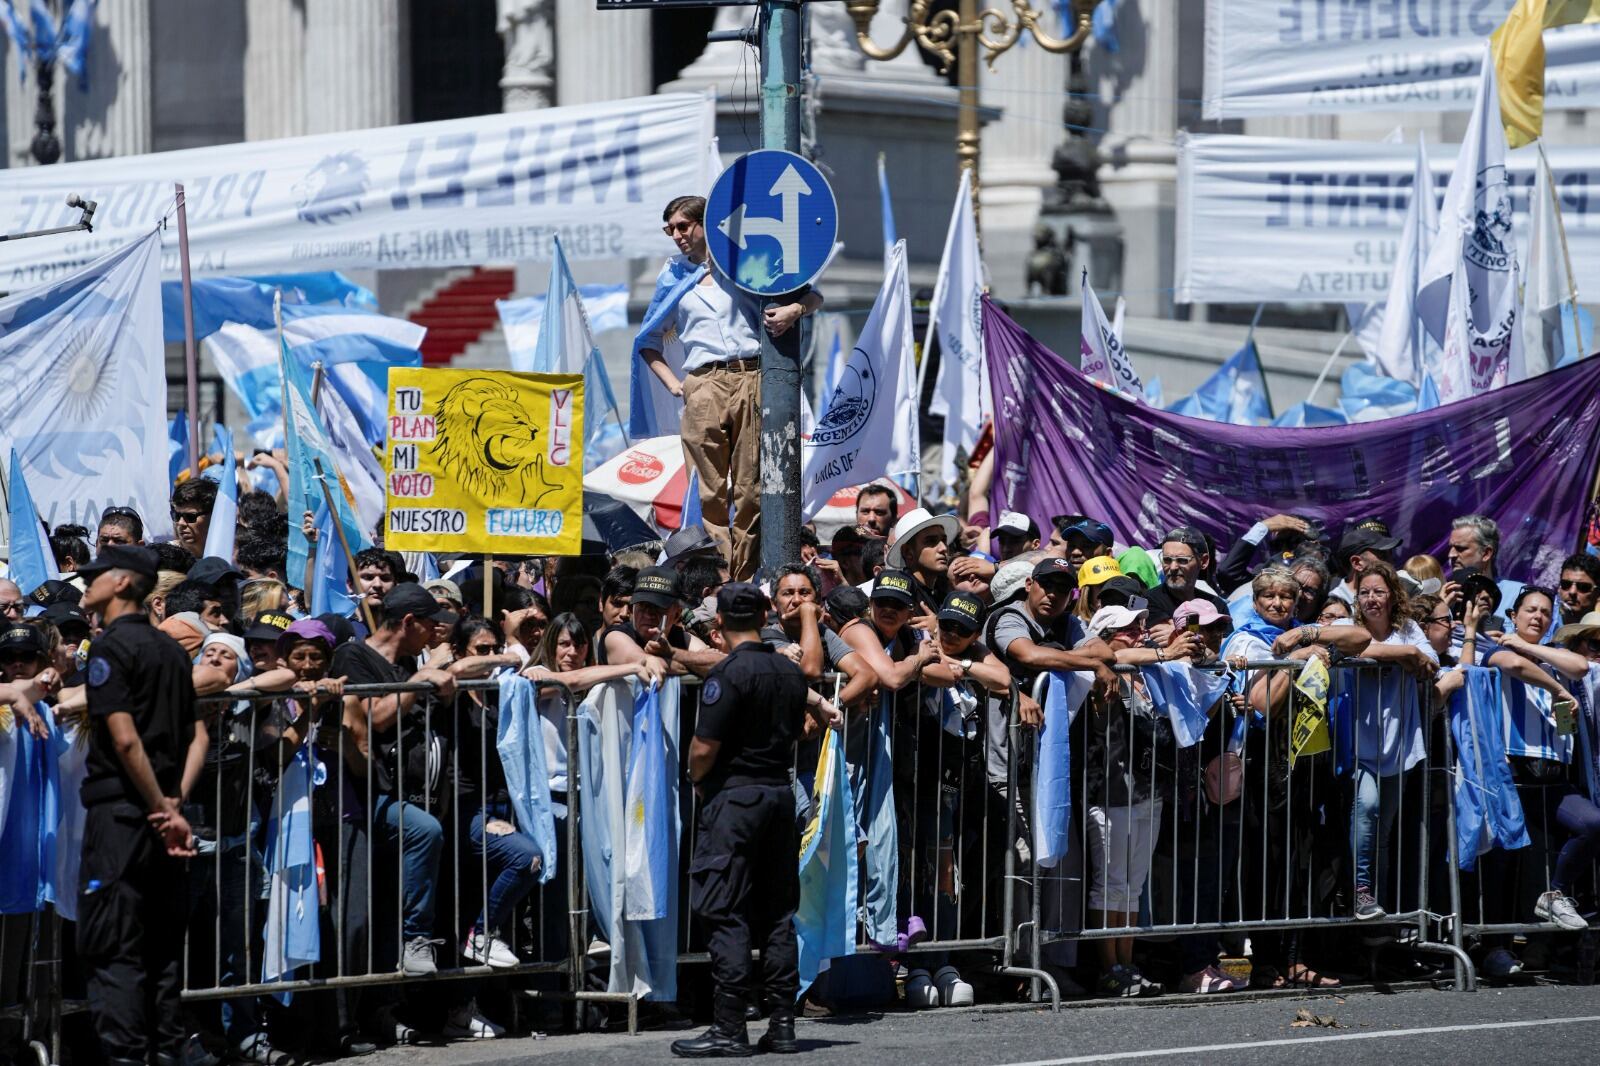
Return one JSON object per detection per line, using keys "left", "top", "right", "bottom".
{"left": 433, "top": 378, "right": 561, "bottom": 507}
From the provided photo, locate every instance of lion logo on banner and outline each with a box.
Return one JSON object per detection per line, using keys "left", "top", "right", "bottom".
{"left": 292, "top": 152, "right": 370, "bottom": 225}
{"left": 433, "top": 378, "right": 561, "bottom": 508}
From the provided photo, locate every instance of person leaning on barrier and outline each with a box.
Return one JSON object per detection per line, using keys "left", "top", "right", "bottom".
{"left": 673, "top": 583, "right": 842, "bottom": 1058}
{"left": 75, "top": 545, "right": 208, "bottom": 1066}
{"left": 763, "top": 563, "right": 878, "bottom": 710}
{"left": 330, "top": 582, "right": 458, "bottom": 977}
{"left": 599, "top": 565, "right": 725, "bottom": 676}
{"left": 1143, "top": 526, "right": 1231, "bottom": 631}
{"left": 984, "top": 557, "right": 1117, "bottom": 699}
{"left": 1218, "top": 567, "right": 1371, "bottom": 717}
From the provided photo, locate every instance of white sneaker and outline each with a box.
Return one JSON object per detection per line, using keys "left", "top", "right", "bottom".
{"left": 443, "top": 1000, "right": 504, "bottom": 1040}
{"left": 1535, "top": 890, "right": 1590, "bottom": 931}
{"left": 463, "top": 929, "right": 519, "bottom": 969}
{"left": 934, "top": 965, "right": 974, "bottom": 1007}
{"left": 904, "top": 968, "right": 938, "bottom": 1009}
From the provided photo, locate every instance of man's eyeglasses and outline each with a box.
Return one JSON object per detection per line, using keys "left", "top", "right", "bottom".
{"left": 171, "top": 509, "right": 207, "bottom": 525}
{"left": 1160, "top": 555, "right": 1197, "bottom": 567}
{"left": 662, "top": 220, "right": 697, "bottom": 236}
{"left": 1560, "top": 579, "right": 1597, "bottom": 595}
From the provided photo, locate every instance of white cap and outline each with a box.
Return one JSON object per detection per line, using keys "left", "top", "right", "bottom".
{"left": 1087, "top": 604, "right": 1148, "bottom": 640}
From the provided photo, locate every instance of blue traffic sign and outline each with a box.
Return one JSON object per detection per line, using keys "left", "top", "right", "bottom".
{"left": 705, "top": 149, "right": 837, "bottom": 296}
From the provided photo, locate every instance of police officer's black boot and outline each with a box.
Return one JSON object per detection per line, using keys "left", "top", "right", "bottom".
{"left": 669, "top": 995, "right": 753, "bottom": 1058}
{"left": 757, "top": 1003, "right": 799, "bottom": 1054}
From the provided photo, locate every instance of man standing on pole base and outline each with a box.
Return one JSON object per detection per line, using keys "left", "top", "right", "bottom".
{"left": 673, "top": 584, "right": 841, "bottom": 1057}
{"left": 76, "top": 545, "right": 206, "bottom": 1066}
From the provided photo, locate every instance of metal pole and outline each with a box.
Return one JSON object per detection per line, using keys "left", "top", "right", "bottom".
{"left": 176, "top": 183, "right": 202, "bottom": 478}
{"left": 957, "top": 0, "right": 981, "bottom": 230}
{"left": 757, "top": 0, "right": 805, "bottom": 580}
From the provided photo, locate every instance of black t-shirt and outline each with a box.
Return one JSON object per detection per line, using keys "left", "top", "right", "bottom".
{"left": 83, "top": 613, "right": 198, "bottom": 808}
{"left": 597, "top": 621, "right": 689, "bottom": 665}
{"left": 1143, "top": 583, "right": 1231, "bottom": 626}
{"left": 694, "top": 641, "right": 808, "bottom": 797}
{"left": 439, "top": 695, "right": 508, "bottom": 810}
{"left": 331, "top": 640, "right": 411, "bottom": 796}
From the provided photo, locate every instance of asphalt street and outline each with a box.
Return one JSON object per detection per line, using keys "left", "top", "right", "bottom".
{"left": 356, "top": 982, "right": 1600, "bottom": 1066}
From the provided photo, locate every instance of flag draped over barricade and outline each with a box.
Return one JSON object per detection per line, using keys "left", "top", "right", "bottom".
{"left": 1449, "top": 667, "right": 1531, "bottom": 871}
{"left": 495, "top": 675, "right": 558, "bottom": 885}
{"left": 795, "top": 728, "right": 857, "bottom": 997}
{"left": 983, "top": 297, "right": 1600, "bottom": 584}
{"left": 1034, "top": 671, "right": 1092, "bottom": 869}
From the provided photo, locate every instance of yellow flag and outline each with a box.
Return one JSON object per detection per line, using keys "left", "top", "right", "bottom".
{"left": 1493, "top": 0, "right": 1600, "bottom": 148}
{"left": 1289, "top": 657, "right": 1332, "bottom": 766}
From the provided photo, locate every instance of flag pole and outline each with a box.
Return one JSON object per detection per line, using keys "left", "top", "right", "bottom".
{"left": 176, "top": 183, "right": 201, "bottom": 479}
{"left": 484, "top": 556, "right": 493, "bottom": 624}
{"left": 1304, "top": 328, "right": 1356, "bottom": 407}
{"left": 315, "top": 458, "right": 378, "bottom": 634}
{"left": 1245, "top": 303, "right": 1276, "bottom": 419}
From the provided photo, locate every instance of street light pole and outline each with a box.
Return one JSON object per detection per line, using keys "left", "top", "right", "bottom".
{"left": 845, "top": 0, "right": 1095, "bottom": 227}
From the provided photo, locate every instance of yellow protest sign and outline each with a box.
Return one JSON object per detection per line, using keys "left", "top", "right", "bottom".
{"left": 1289, "top": 656, "right": 1331, "bottom": 765}
{"left": 383, "top": 367, "right": 584, "bottom": 555}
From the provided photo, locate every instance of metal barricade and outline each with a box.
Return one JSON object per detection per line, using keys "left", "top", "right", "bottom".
{"left": 1015, "top": 658, "right": 1472, "bottom": 1001}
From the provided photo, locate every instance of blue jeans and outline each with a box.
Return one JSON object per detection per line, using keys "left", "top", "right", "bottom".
{"left": 1350, "top": 768, "right": 1400, "bottom": 892}
{"left": 372, "top": 796, "right": 443, "bottom": 940}
{"left": 468, "top": 802, "right": 544, "bottom": 937}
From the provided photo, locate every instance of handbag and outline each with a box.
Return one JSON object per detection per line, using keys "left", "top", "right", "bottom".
{"left": 1203, "top": 751, "right": 1243, "bottom": 806}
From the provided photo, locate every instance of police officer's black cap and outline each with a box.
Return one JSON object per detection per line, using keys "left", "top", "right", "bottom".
{"left": 870, "top": 570, "right": 916, "bottom": 607}
{"left": 316, "top": 612, "right": 357, "bottom": 647}
{"left": 382, "top": 582, "right": 456, "bottom": 622}
{"left": 27, "top": 578, "right": 81, "bottom": 606}
{"left": 632, "top": 566, "right": 683, "bottom": 608}
{"left": 0, "top": 623, "right": 46, "bottom": 656}
{"left": 243, "top": 611, "right": 295, "bottom": 643}
{"left": 40, "top": 602, "right": 90, "bottom": 635}
{"left": 188, "top": 556, "right": 244, "bottom": 586}
{"left": 75, "top": 544, "right": 160, "bottom": 582}
{"left": 716, "top": 582, "right": 769, "bottom": 619}
{"left": 937, "top": 592, "right": 984, "bottom": 633}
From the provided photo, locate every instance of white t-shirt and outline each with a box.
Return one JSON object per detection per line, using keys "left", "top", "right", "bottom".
{"left": 1335, "top": 617, "right": 1436, "bottom": 776}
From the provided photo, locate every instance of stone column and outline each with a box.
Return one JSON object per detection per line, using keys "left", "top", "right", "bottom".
{"left": 245, "top": 0, "right": 307, "bottom": 141}
{"left": 498, "top": 0, "right": 554, "bottom": 111}
{"left": 304, "top": 0, "right": 407, "bottom": 133}
{"left": 554, "top": 0, "right": 648, "bottom": 106}
{"left": 68, "top": 0, "right": 152, "bottom": 160}
{"left": 980, "top": 39, "right": 1062, "bottom": 297}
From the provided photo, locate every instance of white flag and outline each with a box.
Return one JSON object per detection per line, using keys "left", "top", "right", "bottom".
{"left": 1437, "top": 260, "right": 1510, "bottom": 404}
{"left": 802, "top": 242, "right": 918, "bottom": 519}
{"left": 1521, "top": 144, "right": 1577, "bottom": 380}
{"left": 1371, "top": 138, "right": 1441, "bottom": 387}
{"left": 925, "top": 171, "right": 986, "bottom": 496}
{"left": 1110, "top": 294, "right": 1127, "bottom": 344}
{"left": 1079, "top": 270, "right": 1143, "bottom": 397}
{"left": 1415, "top": 46, "right": 1522, "bottom": 388}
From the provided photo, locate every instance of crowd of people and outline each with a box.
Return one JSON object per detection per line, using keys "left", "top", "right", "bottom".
{"left": 4, "top": 457, "right": 1600, "bottom": 1065}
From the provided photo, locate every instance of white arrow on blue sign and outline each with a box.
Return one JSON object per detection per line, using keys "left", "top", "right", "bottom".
{"left": 705, "top": 149, "right": 838, "bottom": 297}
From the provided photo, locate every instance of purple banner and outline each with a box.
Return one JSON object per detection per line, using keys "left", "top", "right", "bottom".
{"left": 984, "top": 298, "right": 1600, "bottom": 583}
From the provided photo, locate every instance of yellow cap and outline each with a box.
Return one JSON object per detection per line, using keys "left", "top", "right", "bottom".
{"left": 1077, "top": 556, "right": 1123, "bottom": 588}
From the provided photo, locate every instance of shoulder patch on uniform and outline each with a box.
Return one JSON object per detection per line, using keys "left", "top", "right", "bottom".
{"left": 702, "top": 678, "right": 721, "bottom": 704}
{"left": 87, "top": 657, "right": 112, "bottom": 687}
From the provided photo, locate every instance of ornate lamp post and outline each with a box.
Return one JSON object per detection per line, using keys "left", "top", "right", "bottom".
{"left": 844, "top": 0, "right": 1095, "bottom": 222}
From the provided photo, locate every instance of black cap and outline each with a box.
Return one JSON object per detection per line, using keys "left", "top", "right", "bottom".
{"left": 28, "top": 578, "right": 81, "bottom": 606}
{"left": 0, "top": 623, "right": 45, "bottom": 656}
{"left": 1099, "top": 575, "right": 1149, "bottom": 606}
{"left": 824, "top": 585, "right": 869, "bottom": 623}
{"left": 1453, "top": 566, "right": 1503, "bottom": 613}
{"left": 1031, "top": 557, "right": 1078, "bottom": 585}
{"left": 664, "top": 524, "right": 720, "bottom": 564}
{"left": 187, "top": 556, "right": 244, "bottom": 587}
{"left": 382, "top": 582, "right": 457, "bottom": 623}
{"left": 316, "top": 612, "right": 357, "bottom": 647}
{"left": 40, "top": 602, "right": 90, "bottom": 634}
{"left": 76, "top": 544, "right": 160, "bottom": 582}
{"left": 870, "top": 570, "right": 917, "bottom": 606}
{"left": 1051, "top": 514, "right": 1113, "bottom": 546}
{"left": 632, "top": 566, "right": 683, "bottom": 608}
{"left": 937, "top": 592, "right": 984, "bottom": 633}
{"left": 243, "top": 611, "right": 295, "bottom": 643}
{"left": 716, "top": 582, "right": 770, "bottom": 618}
{"left": 1337, "top": 526, "right": 1401, "bottom": 560}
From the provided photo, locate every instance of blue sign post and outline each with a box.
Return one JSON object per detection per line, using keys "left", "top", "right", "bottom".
{"left": 706, "top": 149, "right": 837, "bottom": 296}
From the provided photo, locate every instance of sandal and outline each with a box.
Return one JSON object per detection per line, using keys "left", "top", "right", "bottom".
{"left": 1179, "top": 966, "right": 1241, "bottom": 994}
{"left": 1283, "top": 964, "right": 1342, "bottom": 989}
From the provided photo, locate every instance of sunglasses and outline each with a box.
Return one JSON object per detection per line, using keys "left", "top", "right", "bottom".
{"left": 1160, "top": 555, "right": 1198, "bottom": 567}
{"left": 0, "top": 602, "right": 23, "bottom": 614}
{"left": 102, "top": 505, "right": 140, "bottom": 520}
{"left": 171, "top": 509, "right": 207, "bottom": 525}
{"left": 662, "top": 220, "right": 698, "bottom": 236}
{"left": 1560, "top": 579, "right": 1597, "bottom": 594}
{"left": 938, "top": 621, "right": 975, "bottom": 638}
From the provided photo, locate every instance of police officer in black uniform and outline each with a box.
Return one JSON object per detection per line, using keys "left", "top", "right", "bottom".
{"left": 76, "top": 545, "right": 207, "bottom": 1066}
{"left": 672, "top": 583, "right": 841, "bottom": 1058}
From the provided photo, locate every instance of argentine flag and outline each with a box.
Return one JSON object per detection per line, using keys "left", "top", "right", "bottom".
{"left": 796, "top": 728, "right": 857, "bottom": 997}
{"left": 1035, "top": 671, "right": 1093, "bottom": 869}
{"left": 623, "top": 682, "right": 672, "bottom": 921}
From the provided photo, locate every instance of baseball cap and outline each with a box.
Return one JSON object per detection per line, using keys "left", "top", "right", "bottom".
{"left": 0, "top": 623, "right": 46, "bottom": 657}
{"left": 1098, "top": 575, "right": 1149, "bottom": 610}
{"left": 1337, "top": 526, "right": 1400, "bottom": 560}
{"left": 1452, "top": 565, "right": 1502, "bottom": 613}
{"left": 663, "top": 524, "right": 721, "bottom": 565}
{"left": 74, "top": 544, "right": 161, "bottom": 583}
{"left": 243, "top": 611, "right": 295, "bottom": 643}
{"left": 382, "top": 582, "right": 458, "bottom": 623}
{"left": 937, "top": 592, "right": 984, "bottom": 634}
{"left": 187, "top": 556, "right": 244, "bottom": 587}
{"left": 1172, "top": 598, "right": 1226, "bottom": 628}
{"left": 1052, "top": 515, "right": 1113, "bottom": 547}
{"left": 1030, "top": 557, "right": 1078, "bottom": 585}
{"left": 870, "top": 570, "right": 917, "bottom": 607}
{"left": 823, "top": 585, "right": 869, "bottom": 623}
{"left": 1078, "top": 556, "right": 1123, "bottom": 588}
{"left": 315, "top": 612, "right": 357, "bottom": 648}
{"left": 632, "top": 566, "right": 684, "bottom": 608}
{"left": 40, "top": 603, "right": 91, "bottom": 636}
{"left": 716, "top": 582, "right": 770, "bottom": 618}
{"left": 278, "top": 617, "right": 337, "bottom": 655}
{"left": 424, "top": 578, "right": 464, "bottom": 606}
{"left": 28, "top": 578, "right": 82, "bottom": 606}
{"left": 1162, "top": 526, "right": 1208, "bottom": 554}
{"left": 992, "top": 511, "right": 1040, "bottom": 540}
{"left": 1088, "top": 604, "right": 1148, "bottom": 640}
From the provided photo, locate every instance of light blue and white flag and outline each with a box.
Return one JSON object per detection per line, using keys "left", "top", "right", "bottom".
{"left": 924, "top": 170, "right": 987, "bottom": 497}
{"left": 202, "top": 427, "right": 238, "bottom": 561}
{"left": 623, "top": 682, "right": 672, "bottom": 920}
{"left": 1035, "top": 670, "right": 1093, "bottom": 869}
{"left": 496, "top": 674, "right": 558, "bottom": 884}
{"left": 1, "top": 0, "right": 92, "bottom": 87}
{"left": 262, "top": 739, "right": 322, "bottom": 999}
{"left": 162, "top": 273, "right": 378, "bottom": 344}
{"left": 1502, "top": 671, "right": 1572, "bottom": 765}
{"left": 0, "top": 701, "right": 60, "bottom": 914}
{"left": 629, "top": 256, "right": 701, "bottom": 438}
{"left": 308, "top": 500, "right": 358, "bottom": 617}
{"left": 1449, "top": 666, "right": 1529, "bottom": 871}
{"left": 853, "top": 694, "right": 899, "bottom": 946}
{"left": 801, "top": 241, "right": 919, "bottom": 519}
{"left": 1416, "top": 371, "right": 1441, "bottom": 413}
{"left": 1271, "top": 401, "right": 1347, "bottom": 428}
{"left": 281, "top": 340, "right": 371, "bottom": 591}
{"left": 0, "top": 231, "right": 171, "bottom": 539}
{"left": 1337, "top": 361, "right": 1418, "bottom": 422}
{"left": 680, "top": 468, "right": 703, "bottom": 532}
{"left": 498, "top": 290, "right": 628, "bottom": 370}
{"left": 877, "top": 153, "right": 896, "bottom": 274}
{"left": 1168, "top": 339, "right": 1272, "bottom": 425}
{"left": 6, "top": 450, "right": 59, "bottom": 596}
{"left": 796, "top": 728, "right": 857, "bottom": 998}
{"left": 1140, "top": 661, "right": 1231, "bottom": 747}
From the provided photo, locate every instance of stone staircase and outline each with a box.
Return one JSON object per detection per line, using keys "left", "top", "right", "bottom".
{"left": 406, "top": 267, "right": 515, "bottom": 365}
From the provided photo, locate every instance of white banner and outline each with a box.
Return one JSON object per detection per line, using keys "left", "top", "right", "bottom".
{"left": 1175, "top": 133, "right": 1600, "bottom": 304}
{"left": 1204, "top": 0, "right": 1600, "bottom": 119}
{"left": 0, "top": 93, "right": 715, "bottom": 288}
